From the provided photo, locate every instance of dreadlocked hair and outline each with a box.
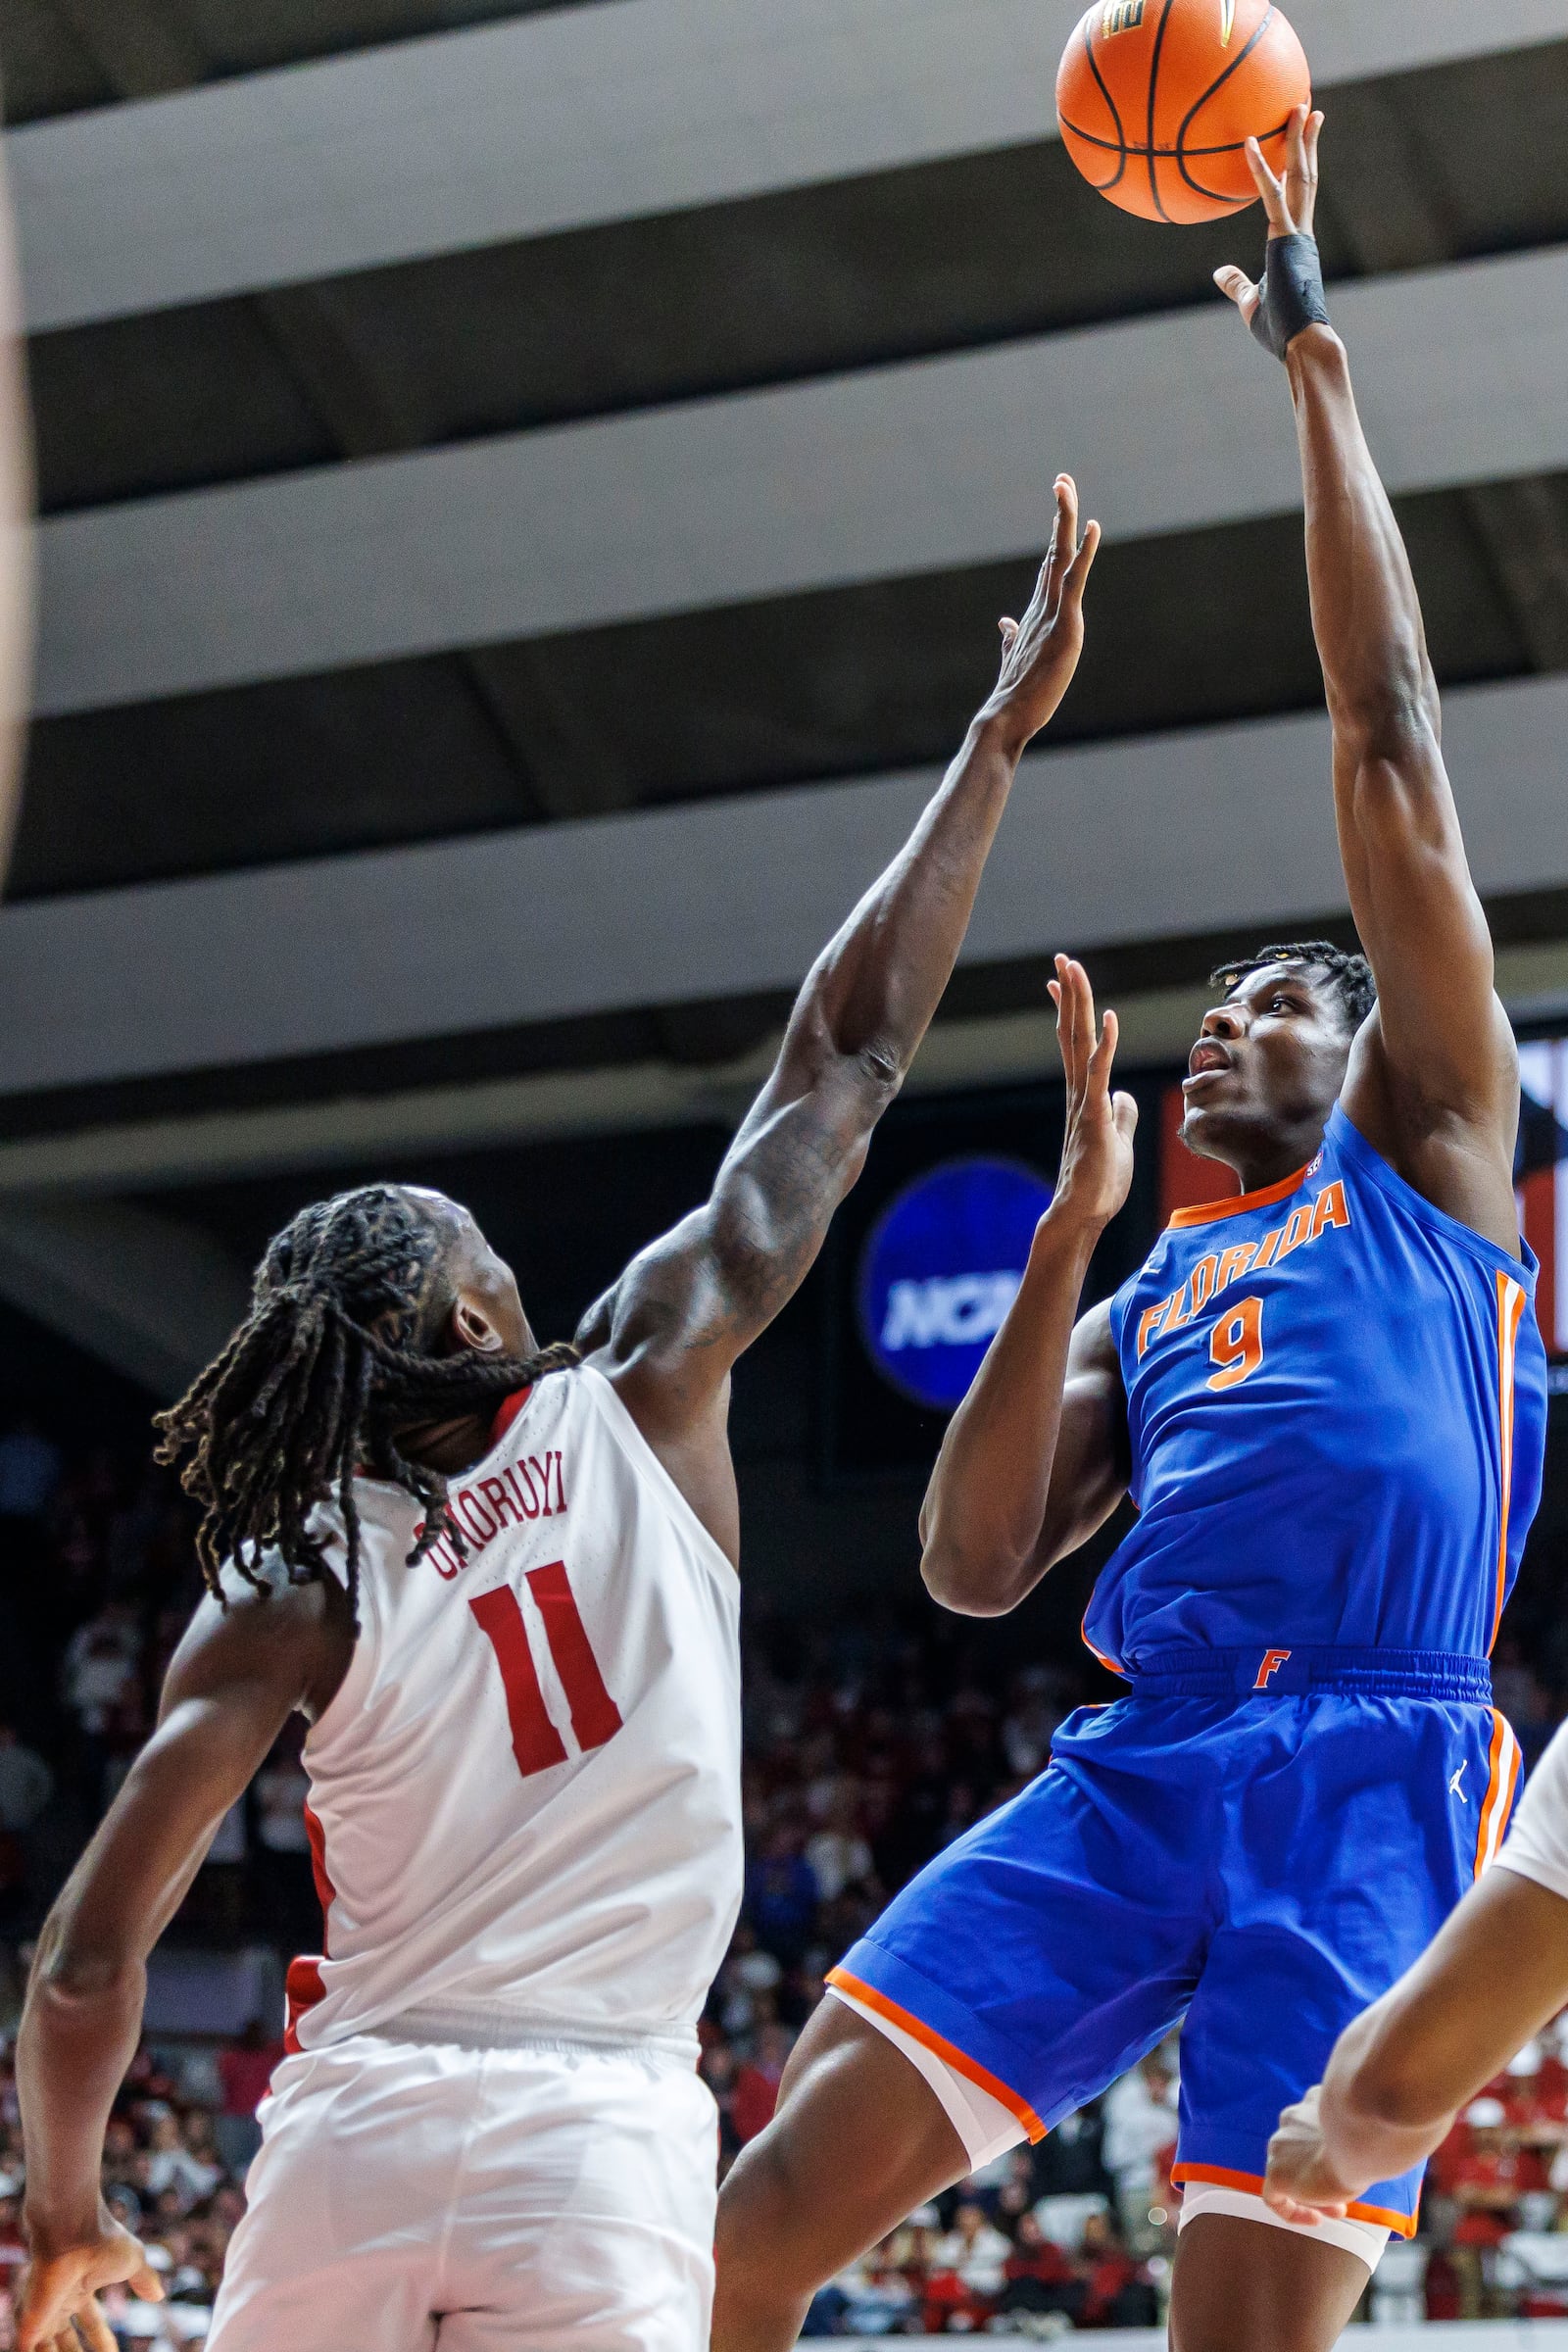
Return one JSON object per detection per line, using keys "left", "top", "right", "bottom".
{"left": 154, "top": 1183, "right": 577, "bottom": 1630}
{"left": 1211, "top": 940, "right": 1376, "bottom": 1035}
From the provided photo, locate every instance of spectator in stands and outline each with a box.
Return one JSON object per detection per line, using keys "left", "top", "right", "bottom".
{"left": 744, "top": 1823, "right": 818, "bottom": 1965}
{"left": 996, "top": 2211, "right": 1085, "bottom": 2325}
{"left": 0, "top": 1725, "right": 50, "bottom": 1839}
{"left": 1101, "top": 2045, "right": 1179, "bottom": 2250}
{"left": 0, "top": 1417, "right": 62, "bottom": 1528}
{"left": 804, "top": 1784, "right": 872, "bottom": 1906}
{"left": 216, "top": 2019, "right": 282, "bottom": 2175}
{"left": 734, "top": 2021, "right": 795, "bottom": 2146}
{"left": 1447, "top": 2096, "right": 1551, "bottom": 2247}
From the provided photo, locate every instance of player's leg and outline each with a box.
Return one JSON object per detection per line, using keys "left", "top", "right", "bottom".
{"left": 1164, "top": 1687, "right": 1500, "bottom": 2352}
{"left": 716, "top": 1698, "right": 1214, "bottom": 2349}
{"left": 713, "top": 1996, "right": 974, "bottom": 2352}
{"left": 1171, "top": 2213, "right": 1372, "bottom": 2352}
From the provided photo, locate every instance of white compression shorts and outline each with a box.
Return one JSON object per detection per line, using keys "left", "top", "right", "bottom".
{"left": 830, "top": 1984, "right": 1391, "bottom": 2272}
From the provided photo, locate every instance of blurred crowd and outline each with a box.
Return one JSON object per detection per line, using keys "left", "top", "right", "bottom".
{"left": 3, "top": 1415, "right": 1568, "bottom": 2338}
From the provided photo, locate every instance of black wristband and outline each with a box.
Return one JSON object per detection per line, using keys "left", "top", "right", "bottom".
{"left": 1250, "top": 230, "right": 1331, "bottom": 361}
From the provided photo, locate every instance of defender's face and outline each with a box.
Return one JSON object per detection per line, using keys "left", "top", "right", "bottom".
{"left": 1179, "top": 962, "right": 1352, "bottom": 1168}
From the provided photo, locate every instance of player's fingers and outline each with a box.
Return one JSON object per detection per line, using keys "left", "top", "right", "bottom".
{"left": 1285, "top": 100, "right": 1308, "bottom": 178}
{"left": 1071, "top": 962, "right": 1099, "bottom": 1086}
{"left": 1303, "top": 109, "right": 1324, "bottom": 178}
{"left": 1060, "top": 517, "right": 1101, "bottom": 608}
{"left": 1112, "top": 1090, "right": 1139, "bottom": 1146}
{"left": 1052, "top": 473, "right": 1079, "bottom": 564}
{"left": 1058, "top": 956, "right": 1085, "bottom": 1083}
{"left": 74, "top": 2297, "right": 118, "bottom": 2352}
{"left": 1246, "top": 134, "right": 1288, "bottom": 225}
{"left": 1212, "top": 266, "right": 1258, "bottom": 323}
{"left": 1088, "top": 999, "right": 1116, "bottom": 1083}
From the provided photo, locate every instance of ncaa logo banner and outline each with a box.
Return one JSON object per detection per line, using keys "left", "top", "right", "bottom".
{"left": 858, "top": 1158, "right": 1054, "bottom": 1412}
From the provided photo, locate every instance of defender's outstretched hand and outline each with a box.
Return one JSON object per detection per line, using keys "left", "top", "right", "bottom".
{"left": 1214, "top": 103, "right": 1325, "bottom": 339}
{"left": 1048, "top": 956, "right": 1137, "bottom": 1235}
{"left": 985, "top": 475, "right": 1101, "bottom": 757}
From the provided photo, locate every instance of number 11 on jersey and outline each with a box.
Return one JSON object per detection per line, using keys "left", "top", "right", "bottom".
{"left": 470, "top": 1564, "right": 623, "bottom": 1780}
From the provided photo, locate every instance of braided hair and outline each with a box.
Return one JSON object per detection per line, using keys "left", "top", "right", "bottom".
{"left": 1211, "top": 941, "right": 1376, "bottom": 1035}
{"left": 154, "top": 1184, "right": 576, "bottom": 1628}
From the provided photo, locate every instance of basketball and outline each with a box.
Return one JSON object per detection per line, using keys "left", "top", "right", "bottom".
{"left": 1056, "top": 0, "right": 1312, "bottom": 225}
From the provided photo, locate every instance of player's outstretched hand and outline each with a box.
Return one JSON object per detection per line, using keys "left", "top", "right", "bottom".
{"left": 1048, "top": 956, "right": 1137, "bottom": 1235}
{"left": 17, "top": 2215, "right": 165, "bottom": 2352}
{"left": 1263, "top": 2084, "right": 1358, "bottom": 2228}
{"left": 1213, "top": 101, "right": 1324, "bottom": 331}
{"left": 982, "top": 474, "right": 1101, "bottom": 759}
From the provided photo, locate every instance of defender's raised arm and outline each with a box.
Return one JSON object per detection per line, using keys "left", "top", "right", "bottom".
{"left": 1217, "top": 111, "right": 1520, "bottom": 1256}
{"left": 581, "top": 478, "right": 1101, "bottom": 1550}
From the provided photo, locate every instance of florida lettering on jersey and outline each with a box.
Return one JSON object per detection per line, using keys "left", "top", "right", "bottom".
{"left": 1089, "top": 1106, "right": 1547, "bottom": 1671}
{"left": 1136, "top": 1178, "right": 1351, "bottom": 1360}
{"left": 275, "top": 1365, "right": 743, "bottom": 2053}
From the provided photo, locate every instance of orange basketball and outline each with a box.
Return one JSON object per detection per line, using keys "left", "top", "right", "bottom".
{"left": 1056, "top": 0, "right": 1311, "bottom": 225}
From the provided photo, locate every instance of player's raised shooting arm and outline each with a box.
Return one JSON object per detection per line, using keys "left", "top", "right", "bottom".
{"left": 920, "top": 959, "right": 1133, "bottom": 1617}
{"left": 16, "top": 1571, "right": 350, "bottom": 2349}
{"left": 588, "top": 479, "right": 1101, "bottom": 1440}
{"left": 1217, "top": 113, "right": 1516, "bottom": 1176}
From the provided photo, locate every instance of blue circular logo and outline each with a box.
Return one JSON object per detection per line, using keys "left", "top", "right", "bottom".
{"left": 858, "top": 1157, "right": 1054, "bottom": 1411}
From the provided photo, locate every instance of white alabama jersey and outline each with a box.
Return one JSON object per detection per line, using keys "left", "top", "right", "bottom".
{"left": 1496, "top": 1716, "right": 1568, "bottom": 1906}
{"left": 279, "top": 1365, "right": 743, "bottom": 2053}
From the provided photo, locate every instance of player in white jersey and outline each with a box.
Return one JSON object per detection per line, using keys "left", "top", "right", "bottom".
{"left": 1261, "top": 1717, "right": 1568, "bottom": 2231}
{"left": 14, "top": 477, "right": 1102, "bottom": 2352}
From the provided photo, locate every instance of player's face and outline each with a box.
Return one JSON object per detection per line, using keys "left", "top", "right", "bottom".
{"left": 1180, "top": 962, "right": 1351, "bottom": 1175}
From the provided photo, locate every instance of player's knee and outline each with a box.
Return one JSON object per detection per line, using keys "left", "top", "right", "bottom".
{"left": 715, "top": 2122, "right": 820, "bottom": 2290}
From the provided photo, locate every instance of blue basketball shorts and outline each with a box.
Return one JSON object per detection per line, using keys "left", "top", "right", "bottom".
{"left": 831, "top": 1647, "right": 1518, "bottom": 2234}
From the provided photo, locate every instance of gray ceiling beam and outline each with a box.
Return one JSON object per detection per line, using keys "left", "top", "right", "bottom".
{"left": 25, "top": 11, "right": 578, "bottom": 821}
{"left": 0, "top": 1193, "right": 250, "bottom": 1395}
{"left": 0, "top": 673, "right": 1563, "bottom": 1099}
{"left": 12, "top": 0, "right": 1568, "bottom": 332}
{"left": 10, "top": 947, "right": 1568, "bottom": 1199}
{"left": 1319, "top": 92, "right": 1568, "bottom": 672}
{"left": 34, "top": 244, "right": 1568, "bottom": 718}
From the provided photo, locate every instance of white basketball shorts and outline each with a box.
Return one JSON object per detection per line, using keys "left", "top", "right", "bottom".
{"left": 208, "top": 2023, "right": 719, "bottom": 2352}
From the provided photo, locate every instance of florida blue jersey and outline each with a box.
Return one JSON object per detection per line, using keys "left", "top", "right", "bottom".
{"left": 1091, "top": 1103, "right": 1547, "bottom": 1672}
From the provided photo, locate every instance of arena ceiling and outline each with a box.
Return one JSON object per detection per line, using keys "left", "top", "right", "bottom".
{"left": 2, "top": 0, "right": 1568, "bottom": 1385}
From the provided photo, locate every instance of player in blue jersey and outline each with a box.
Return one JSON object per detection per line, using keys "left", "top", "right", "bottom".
{"left": 713, "top": 111, "right": 1547, "bottom": 2352}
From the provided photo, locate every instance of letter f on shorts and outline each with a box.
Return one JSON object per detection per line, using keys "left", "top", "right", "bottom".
{"left": 1254, "top": 1649, "right": 1292, "bottom": 1690}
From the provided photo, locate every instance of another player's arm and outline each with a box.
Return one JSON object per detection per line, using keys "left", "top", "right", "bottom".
{"left": 16, "top": 1571, "right": 351, "bottom": 2352}
{"left": 920, "top": 957, "right": 1133, "bottom": 1616}
{"left": 1216, "top": 113, "right": 1518, "bottom": 1237}
{"left": 582, "top": 480, "right": 1101, "bottom": 1490}
{"left": 1264, "top": 1862, "right": 1568, "bottom": 2227}
{"left": 0, "top": 110, "right": 36, "bottom": 874}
